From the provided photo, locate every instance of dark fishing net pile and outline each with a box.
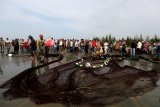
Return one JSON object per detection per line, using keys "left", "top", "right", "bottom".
{"left": 0, "top": 54, "right": 159, "bottom": 107}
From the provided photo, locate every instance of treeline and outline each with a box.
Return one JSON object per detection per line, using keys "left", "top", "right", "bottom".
{"left": 93, "top": 34, "right": 116, "bottom": 43}
{"left": 93, "top": 34, "right": 160, "bottom": 46}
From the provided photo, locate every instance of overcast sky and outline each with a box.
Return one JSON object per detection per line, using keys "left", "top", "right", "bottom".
{"left": 0, "top": 0, "right": 160, "bottom": 39}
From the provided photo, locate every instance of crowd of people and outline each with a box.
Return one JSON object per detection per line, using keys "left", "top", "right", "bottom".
{"left": 0, "top": 35, "right": 160, "bottom": 61}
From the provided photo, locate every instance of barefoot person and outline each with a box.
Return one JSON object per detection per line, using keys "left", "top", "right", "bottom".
{"left": 131, "top": 40, "right": 137, "bottom": 59}
{"left": 5, "top": 38, "right": 11, "bottom": 54}
{"left": 0, "top": 37, "right": 5, "bottom": 53}
{"left": 156, "top": 42, "right": 160, "bottom": 59}
{"left": 37, "top": 34, "right": 46, "bottom": 63}
{"left": 28, "top": 35, "right": 36, "bottom": 60}
{"left": 45, "top": 37, "right": 52, "bottom": 54}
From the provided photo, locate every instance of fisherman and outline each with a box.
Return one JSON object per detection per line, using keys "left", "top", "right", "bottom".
{"left": 37, "top": 34, "right": 46, "bottom": 62}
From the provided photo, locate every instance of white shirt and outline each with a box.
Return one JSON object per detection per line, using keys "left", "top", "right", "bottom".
{"left": 59, "top": 40, "right": 63, "bottom": 46}
{"left": 104, "top": 42, "right": 108, "bottom": 46}
{"left": 70, "top": 41, "right": 73, "bottom": 47}
{"left": 137, "top": 41, "right": 142, "bottom": 49}
{"left": 75, "top": 41, "right": 79, "bottom": 47}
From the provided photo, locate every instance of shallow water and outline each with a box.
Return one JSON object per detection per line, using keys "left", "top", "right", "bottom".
{"left": 0, "top": 54, "right": 160, "bottom": 107}
{"left": 118, "top": 59, "right": 160, "bottom": 71}
{"left": 0, "top": 54, "right": 32, "bottom": 85}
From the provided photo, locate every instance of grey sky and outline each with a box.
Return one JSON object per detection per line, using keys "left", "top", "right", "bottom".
{"left": 0, "top": 0, "right": 160, "bottom": 39}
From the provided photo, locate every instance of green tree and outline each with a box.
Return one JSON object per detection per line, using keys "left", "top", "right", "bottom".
{"left": 139, "top": 34, "right": 143, "bottom": 41}
{"left": 154, "top": 34, "right": 159, "bottom": 42}
{"left": 93, "top": 37, "right": 100, "bottom": 41}
{"left": 126, "top": 36, "right": 131, "bottom": 46}
{"left": 105, "top": 35, "right": 109, "bottom": 42}
{"left": 145, "top": 36, "right": 150, "bottom": 41}
{"left": 109, "top": 34, "right": 112, "bottom": 41}
{"left": 101, "top": 36, "right": 105, "bottom": 42}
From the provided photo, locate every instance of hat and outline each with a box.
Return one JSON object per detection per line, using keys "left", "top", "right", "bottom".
{"left": 39, "top": 34, "right": 43, "bottom": 37}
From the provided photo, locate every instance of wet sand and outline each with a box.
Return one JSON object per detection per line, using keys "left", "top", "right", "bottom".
{"left": 0, "top": 54, "right": 160, "bottom": 107}
{"left": 0, "top": 54, "right": 31, "bottom": 85}
{"left": 0, "top": 54, "right": 64, "bottom": 107}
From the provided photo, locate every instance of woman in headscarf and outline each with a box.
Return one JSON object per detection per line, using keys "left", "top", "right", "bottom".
{"left": 28, "top": 35, "right": 36, "bottom": 59}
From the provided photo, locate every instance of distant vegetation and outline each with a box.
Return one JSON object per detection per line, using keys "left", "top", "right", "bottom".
{"left": 93, "top": 34, "right": 160, "bottom": 46}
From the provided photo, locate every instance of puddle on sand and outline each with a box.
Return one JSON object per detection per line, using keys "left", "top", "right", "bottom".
{"left": 118, "top": 59, "right": 160, "bottom": 71}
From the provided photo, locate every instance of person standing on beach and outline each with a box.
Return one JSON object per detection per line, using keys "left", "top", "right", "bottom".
{"left": 59, "top": 39, "right": 63, "bottom": 52}
{"left": 121, "top": 40, "right": 126, "bottom": 57}
{"left": 92, "top": 39, "right": 96, "bottom": 53}
{"left": 80, "top": 39, "right": 85, "bottom": 54}
{"left": 104, "top": 41, "right": 108, "bottom": 55}
{"left": 84, "top": 40, "right": 89, "bottom": 54}
{"left": 156, "top": 42, "right": 160, "bottom": 58}
{"left": 19, "top": 39, "right": 25, "bottom": 53}
{"left": 137, "top": 41, "right": 142, "bottom": 55}
{"left": 45, "top": 37, "right": 52, "bottom": 54}
{"left": 14, "top": 39, "right": 19, "bottom": 54}
{"left": 0, "top": 37, "right": 5, "bottom": 53}
{"left": 28, "top": 35, "right": 36, "bottom": 59}
{"left": 75, "top": 40, "right": 79, "bottom": 53}
{"left": 131, "top": 40, "right": 137, "bottom": 58}
{"left": 23, "top": 39, "right": 30, "bottom": 53}
{"left": 50, "top": 38, "right": 55, "bottom": 53}
{"left": 37, "top": 34, "right": 46, "bottom": 62}
{"left": 5, "top": 38, "right": 11, "bottom": 54}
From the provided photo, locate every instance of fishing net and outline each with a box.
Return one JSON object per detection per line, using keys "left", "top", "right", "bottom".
{"left": 0, "top": 54, "right": 159, "bottom": 106}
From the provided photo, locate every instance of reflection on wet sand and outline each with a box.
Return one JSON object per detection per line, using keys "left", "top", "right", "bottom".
{"left": 0, "top": 56, "right": 159, "bottom": 107}
{"left": 0, "top": 66, "right": 4, "bottom": 75}
{"left": 34, "top": 60, "right": 49, "bottom": 77}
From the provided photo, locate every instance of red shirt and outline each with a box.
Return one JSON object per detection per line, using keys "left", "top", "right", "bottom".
{"left": 23, "top": 41, "right": 29, "bottom": 48}
{"left": 92, "top": 40, "right": 96, "bottom": 47}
